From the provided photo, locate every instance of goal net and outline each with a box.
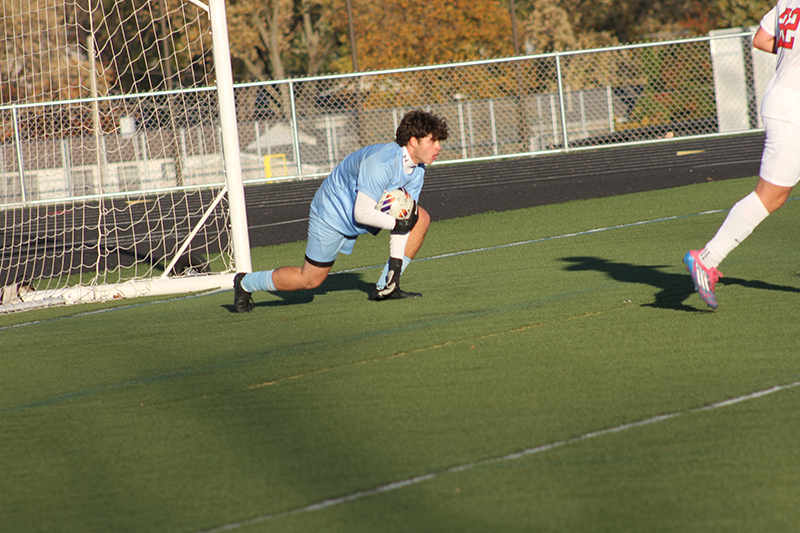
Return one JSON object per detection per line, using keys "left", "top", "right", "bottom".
{"left": 1, "top": 0, "right": 251, "bottom": 313}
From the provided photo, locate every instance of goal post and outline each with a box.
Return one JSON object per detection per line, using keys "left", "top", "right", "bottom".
{"left": 208, "top": 0, "right": 252, "bottom": 274}
{"left": 0, "top": 0, "right": 251, "bottom": 313}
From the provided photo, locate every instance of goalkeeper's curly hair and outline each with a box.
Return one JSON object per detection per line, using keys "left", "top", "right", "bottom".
{"left": 395, "top": 110, "right": 449, "bottom": 147}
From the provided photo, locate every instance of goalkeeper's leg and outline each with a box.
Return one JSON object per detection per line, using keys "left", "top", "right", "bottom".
{"left": 373, "top": 207, "right": 430, "bottom": 300}
{"left": 234, "top": 259, "right": 332, "bottom": 312}
{"left": 232, "top": 213, "right": 345, "bottom": 312}
{"left": 402, "top": 205, "right": 430, "bottom": 259}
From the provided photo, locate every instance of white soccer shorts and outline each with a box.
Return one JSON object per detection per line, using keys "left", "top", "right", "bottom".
{"left": 759, "top": 117, "right": 800, "bottom": 188}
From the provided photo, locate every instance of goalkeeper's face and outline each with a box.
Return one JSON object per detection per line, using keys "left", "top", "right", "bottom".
{"left": 409, "top": 134, "right": 443, "bottom": 166}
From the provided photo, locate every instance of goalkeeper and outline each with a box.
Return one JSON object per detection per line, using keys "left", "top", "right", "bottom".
{"left": 232, "top": 110, "right": 449, "bottom": 313}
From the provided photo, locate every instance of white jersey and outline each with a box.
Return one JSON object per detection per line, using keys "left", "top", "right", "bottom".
{"left": 760, "top": 1, "right": 800, "bottom": 124}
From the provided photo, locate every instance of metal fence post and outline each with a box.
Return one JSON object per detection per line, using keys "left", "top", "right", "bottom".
{"left": 288, "top": 80, "right": 302, "bottom": 176}
{"left": 489, "top": 100, "right": 499, "bottom": 156}
{"left": 12, "top": 107, "right": 26, "bottom": 204}
{"left": 555, "top": 53, "right": 569, "bottom": 150}
{"left": 579, "top": 91, "right": 587, "bottom": 138}
{"left": 457, "top": 99, "right": 467, "bottom": 159}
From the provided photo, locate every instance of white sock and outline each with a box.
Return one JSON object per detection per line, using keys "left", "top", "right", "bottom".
{"left": 700, "top": 192, "right": 769, "bottom": 268}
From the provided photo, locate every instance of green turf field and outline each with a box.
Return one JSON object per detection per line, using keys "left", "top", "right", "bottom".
{"left": 2, "top": 176, "right": 799, "bottom": 532}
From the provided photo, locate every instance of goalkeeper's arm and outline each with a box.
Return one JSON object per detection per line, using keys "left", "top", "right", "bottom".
{"left": 353, "top": 191, "right": 412, "bottom": 261}
{"left": 354, "top": 191, "right": 397, "bottom": 230}
{"left": 353, "top": 190, "right": 418, "bottom": 233}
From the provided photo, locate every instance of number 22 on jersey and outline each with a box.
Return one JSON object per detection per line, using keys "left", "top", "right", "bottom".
{"left": 779, "top": 7, "right": 800, "bottom": 49}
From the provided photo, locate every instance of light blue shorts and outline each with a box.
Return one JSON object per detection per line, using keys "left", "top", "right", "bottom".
{"left": 304, "top": 211, "right": 357, "bottom": 265}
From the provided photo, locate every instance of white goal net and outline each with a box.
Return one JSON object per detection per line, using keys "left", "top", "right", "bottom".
{"left": 1, "top": 0, "right": 250, "bottom": 313}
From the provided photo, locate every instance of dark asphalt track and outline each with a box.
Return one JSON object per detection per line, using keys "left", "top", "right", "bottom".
{"left": 0, "top": 132, "right": 766, "bottom": 288}
{"left": 244, "top": 132, "right": 765, "bottom": 248}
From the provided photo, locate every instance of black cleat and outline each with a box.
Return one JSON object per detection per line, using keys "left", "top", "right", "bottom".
{"left": 369, "top": 286, "right": 422, "bottom": 301}
{"left": 233, "top": 272, "right": 254, "bottom": 313}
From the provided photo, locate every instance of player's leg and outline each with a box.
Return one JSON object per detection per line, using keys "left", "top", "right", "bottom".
{"left": 374, "top": 205, "right": 430, "bottom": 286}
{"left": 233, "top": 259, "right": 332, "bottom": 313}
{"left": 754, "top": 178, "right": 793, "bottom": 213}
{"left": 403, "top": 205, "right": 430, "bottom": 259}
{"left": 271, "top": 259, "right": 332, "bottom": 290}
{"left": 695, "top": 189, "right": 771, "bottom": 271}
{"left": 684, "top": 117, "right": 799, "bottom": 308}
{"left": 232, "top": 213, "right": 345, "bottom": 312}
{"left": 372, "top": 206, "right": 430, "bottom": 300}
{"left": 698, "top": 119, "right": 798, "bottom": 269}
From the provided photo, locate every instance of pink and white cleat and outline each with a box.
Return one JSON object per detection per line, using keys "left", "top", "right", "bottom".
{"left": 683, "top": 250, "right": 723, "bottom": 309}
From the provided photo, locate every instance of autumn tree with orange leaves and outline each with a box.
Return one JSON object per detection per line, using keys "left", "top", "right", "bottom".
{"left": 329, "top": 0, "right": 515, "bottom": 72}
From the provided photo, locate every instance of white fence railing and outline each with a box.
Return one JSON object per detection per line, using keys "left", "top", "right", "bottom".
{"left": 2, "top": 28, "right": 773, "bottom": 208}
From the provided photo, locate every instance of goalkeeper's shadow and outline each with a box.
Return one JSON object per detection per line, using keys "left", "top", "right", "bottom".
{"left": 560, "top": 256, "right": 800, "bottom": 311}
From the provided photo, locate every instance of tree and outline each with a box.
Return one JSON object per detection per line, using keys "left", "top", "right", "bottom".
{"left": 225, "top": 0, "right": 342, "bottom": 120}
{"left": 522, "top": 0, "right": 618, "bottom": 54}
{"left": 1, "top": 0, "right": 117, "bottom": 104}
{"left": 519, "top": 0, "right": 772, "bottom": 49}
{"left": 226, "top": 0, "right": 339, "bottom": 80}
{"left": 681, "top": 0, "right": 771, "bottom": 35}
{"left": 331, "top": 0, "right": 515, "bottom": 72}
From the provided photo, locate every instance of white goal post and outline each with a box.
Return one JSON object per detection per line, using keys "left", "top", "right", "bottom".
{"left": 0, "top": 0, "right": 251, "bottom": 313}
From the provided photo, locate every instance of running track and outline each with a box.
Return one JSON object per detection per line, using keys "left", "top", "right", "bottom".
{"left": 245, "top": 133, "right": 764, "bottom": 247}
{"left": 0, "top": 132, "right": 765, "bottom": 286}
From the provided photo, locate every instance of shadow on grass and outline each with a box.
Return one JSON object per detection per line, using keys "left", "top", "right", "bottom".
{"left": 222, "top": 272, "right": 375, "bottom": 312}
{"left": 561, "top": 256, "right": 800, "bottom": 312}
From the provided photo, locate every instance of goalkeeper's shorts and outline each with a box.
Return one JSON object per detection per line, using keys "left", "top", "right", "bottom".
{"left": 760, "top": 117, "right": 800, "bottom": 187}
{"left": 305, "top": 211, "right": 357, "bottom": 265}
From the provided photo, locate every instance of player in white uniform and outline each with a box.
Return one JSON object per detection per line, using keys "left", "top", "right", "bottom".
{"left": 684, "top": 2, "right": 800, "bottom": 308}
{"left": 232, "top": 110, "right": 449, "bottom": 312}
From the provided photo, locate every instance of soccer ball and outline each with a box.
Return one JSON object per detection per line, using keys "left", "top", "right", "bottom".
{"left": 376, "top": 188, "right": 414, "bottom": 219}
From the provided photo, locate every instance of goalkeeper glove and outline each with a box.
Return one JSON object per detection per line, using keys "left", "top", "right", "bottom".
{"left": 370, "top": 257, "right": 423, "bottom": 300}
{"left": 391, "top": 201, "right": 419, "bottom": 234}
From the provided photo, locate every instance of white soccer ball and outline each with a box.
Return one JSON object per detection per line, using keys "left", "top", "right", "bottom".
{"left": 376, "top": 188, "right": 414, "bottom": 220}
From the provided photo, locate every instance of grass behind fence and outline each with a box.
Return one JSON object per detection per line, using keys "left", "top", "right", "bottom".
{"left": 2, "top": 176, "right": 800, "bottom": 533}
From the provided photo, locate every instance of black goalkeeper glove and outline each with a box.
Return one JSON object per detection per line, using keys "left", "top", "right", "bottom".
{"left": 391, "top": 201, "right": 419, "bottom": 234}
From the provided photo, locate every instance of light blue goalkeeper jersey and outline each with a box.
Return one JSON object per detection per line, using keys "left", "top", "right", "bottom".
{"left": 309, "top": 142, "right": 425, "bottom": 236}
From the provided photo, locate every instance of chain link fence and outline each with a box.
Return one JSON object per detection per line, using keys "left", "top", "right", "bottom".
{"left": 2, "top": 29, "right": 772, "bottom": 206}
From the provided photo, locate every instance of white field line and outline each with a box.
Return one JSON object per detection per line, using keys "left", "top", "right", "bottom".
{"left": 335, "top": 209, "right": 729, "bottom": 274}
{"left": 0, "top": 209, "right": 727, "bottom": 331}
{"left": 198, "top": 380, "right": 800, "bottom": 533}
{"left": 7, "top": 195, "right": 800, "bottom": 331}
{"left": 0, "top": 289, "right": 229, "bottom": 332}
{"left": 4, "top": 199, "right": 784, "bottom": 331}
